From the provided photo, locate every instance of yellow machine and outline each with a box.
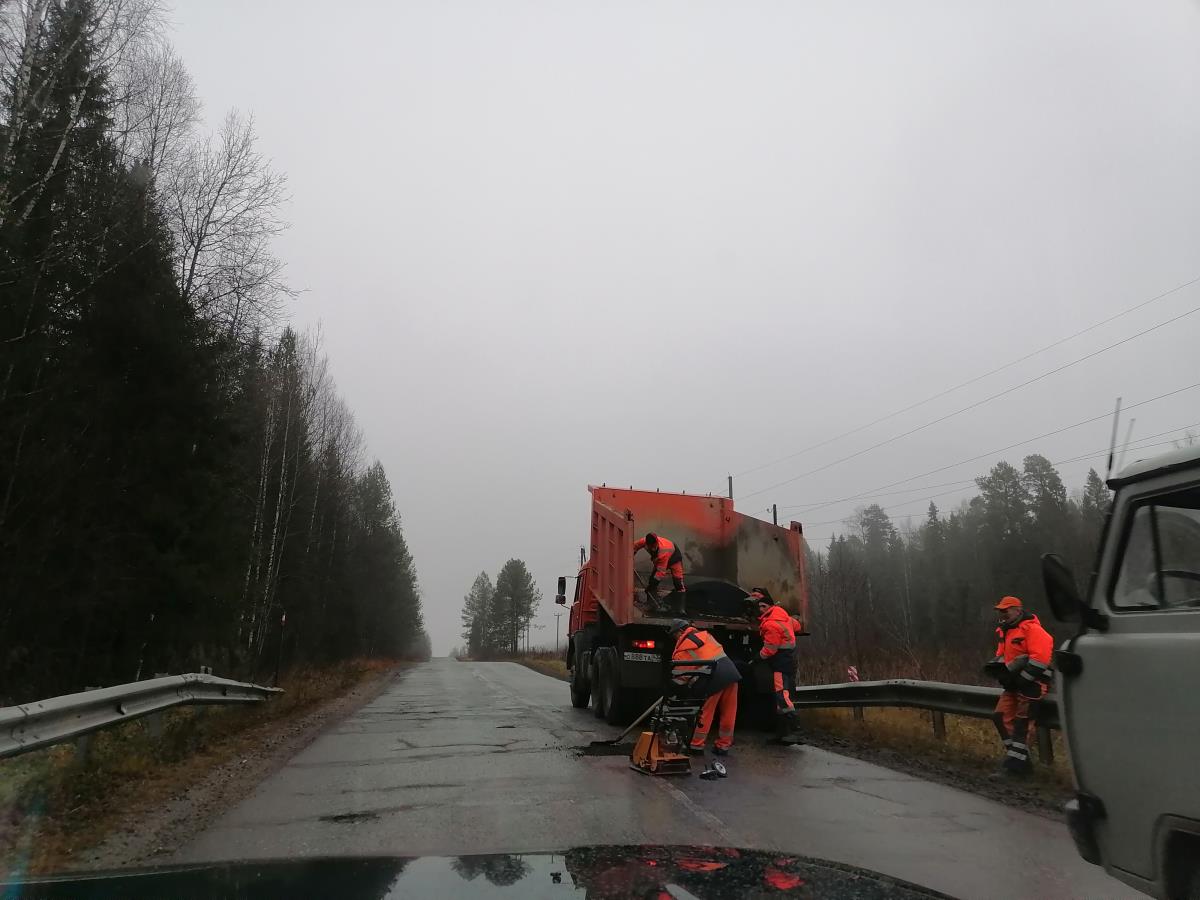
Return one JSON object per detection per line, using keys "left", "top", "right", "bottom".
{"left": 629, "top": 697, "right": 703, "bottom": 776}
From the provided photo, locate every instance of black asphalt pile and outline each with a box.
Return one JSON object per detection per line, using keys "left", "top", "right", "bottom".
{"left": 576, "top": 742, "right": 633, "bottom": 757}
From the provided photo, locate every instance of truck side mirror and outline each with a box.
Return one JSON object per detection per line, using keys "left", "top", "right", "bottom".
{"left": 555, "top": 576, "right": 567, "bottom": 605}
{"left": 1041, "top": 553, "right": 1108, "bottom": 632}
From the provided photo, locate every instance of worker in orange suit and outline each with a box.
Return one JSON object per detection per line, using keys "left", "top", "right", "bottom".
{"left": 633, "top": 533, "right": 685, "bottom": 610}
{"left": 667, "top": 619, "right": 740, "bottom": 769}
{"left": 985, "top": 595, "right": 1054, "bottom": 776}
{"left": 753, "top": 589, "right": 802, "bottom": 743}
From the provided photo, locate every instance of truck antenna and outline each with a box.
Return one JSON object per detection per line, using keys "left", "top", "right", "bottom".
{"left": 1115, "top": 417, "right": 1137, "bottom": 471}
{"left": 1105, "top": 396, "right": 1122, "bottom": 481}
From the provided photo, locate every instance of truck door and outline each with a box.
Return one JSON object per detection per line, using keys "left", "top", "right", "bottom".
{"left": 1061, "top": 480, "right": 1200, "bottom": 882}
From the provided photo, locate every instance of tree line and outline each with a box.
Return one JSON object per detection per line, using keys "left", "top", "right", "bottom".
{"left": 0, "top": 0, "right": 428, "bottom": 703}
{"left": 801, "top": 455, "right": 1113, "bottom": 684}
{"left": 458, "top": 560, "right": 541, "bottom": 658}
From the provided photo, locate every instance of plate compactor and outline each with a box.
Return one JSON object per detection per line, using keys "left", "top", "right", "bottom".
{"left": 630, "top": 696, "right": 706, "bottom": 776}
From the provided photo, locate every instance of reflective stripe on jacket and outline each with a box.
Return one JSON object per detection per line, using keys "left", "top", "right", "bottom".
{"left": 633, "top": 535, "right": 679, "bottom": 579}
{"left": 671, "top": 627, "right": 740, "bottom": 694}
{"left": 994, "top": 612, "right": 1054, "bottom": 687}
{"left": 758, "top": 605, "right": 796, "bottom": 659}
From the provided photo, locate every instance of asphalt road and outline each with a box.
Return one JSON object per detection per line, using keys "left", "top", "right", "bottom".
{"left": 173, "top": 659, "right": 1137, "bottom": 899}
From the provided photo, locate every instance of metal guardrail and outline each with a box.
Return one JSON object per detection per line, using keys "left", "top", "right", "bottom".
{"left": 0, "top": 673, "right": 283, "bottom": 759}
{"left": 791, "top": 678, "right": 1060, "bottom": 759}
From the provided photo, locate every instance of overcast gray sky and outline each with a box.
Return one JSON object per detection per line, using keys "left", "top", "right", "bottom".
{"left": 169, "top": 1, "right": 1200, "bottom": 655}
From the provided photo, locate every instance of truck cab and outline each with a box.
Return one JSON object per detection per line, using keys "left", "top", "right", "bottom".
{"left": 1044, "top": 446, "right": 1200, "bottom": 899}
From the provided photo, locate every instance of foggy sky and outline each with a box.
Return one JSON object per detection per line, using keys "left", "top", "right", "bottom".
{"left": 169, "top": 1, "right": 1200, "bottom": 654}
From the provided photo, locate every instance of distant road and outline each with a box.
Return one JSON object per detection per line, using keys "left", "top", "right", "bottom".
{"left": 173, "top": 659, "right": 1136, "bottom": 899}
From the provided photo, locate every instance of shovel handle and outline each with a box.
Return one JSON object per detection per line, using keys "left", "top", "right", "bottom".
{"left": 608, "top": 696, "right": 663, "bottom": 743}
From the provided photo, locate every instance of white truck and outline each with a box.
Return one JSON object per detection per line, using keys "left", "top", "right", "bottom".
{"left": 1044, "top": 445, "right": 1200, "bottom": 899}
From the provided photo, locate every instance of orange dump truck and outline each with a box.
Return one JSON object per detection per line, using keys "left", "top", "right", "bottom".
{"left": 557, "top": 486, "right": 809, "bottom": 724}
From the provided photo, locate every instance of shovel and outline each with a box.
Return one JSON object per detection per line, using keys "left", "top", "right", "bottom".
{"left": 588, "top": 696, "right": 664, "bottom": 747}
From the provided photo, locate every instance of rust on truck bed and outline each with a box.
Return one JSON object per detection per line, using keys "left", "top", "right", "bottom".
{"left": 586, "top": 485, "right": 808, "bottom": 631}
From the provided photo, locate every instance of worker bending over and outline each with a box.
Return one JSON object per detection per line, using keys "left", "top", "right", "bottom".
{"left": 985, "top": 596, "right": 1054, "bottom": 776}
{"left": 667, "top": 619, "right": 741, "bottom": 769}
{"left": 634, "top": 533, "right": 686, "bottom": 610}
{"left": 754, "top": 589, "right": 802, "bottom": 744}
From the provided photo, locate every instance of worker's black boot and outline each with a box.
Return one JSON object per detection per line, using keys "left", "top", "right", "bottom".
{"left": 771, "top": 712, "right": 803, "bottom": 745}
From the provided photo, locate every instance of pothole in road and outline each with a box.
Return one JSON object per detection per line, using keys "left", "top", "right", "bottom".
{"left": 320, "top": 811, "right": 380, "bottom": 824}
{"left": 575, "top": 743, "right": 633, "bottom": 757}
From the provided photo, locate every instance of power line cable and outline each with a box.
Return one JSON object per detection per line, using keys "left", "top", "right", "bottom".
{"left": 732, "top": 273, "right": 1200, "bottom": 481}
{"left": 780, "top": 420, "right": 1200, "bottom": 512}
{"left": 770, "top": 381, "right": 1200, "bottom": 515}
{"left": 798, "top": 433, "right": 1193, "bottom": 542}
{"left": 740, "top": 304, "right": 1200, "bottom": 501}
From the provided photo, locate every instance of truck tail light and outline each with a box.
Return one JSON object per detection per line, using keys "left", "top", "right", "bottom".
{"left": 632, "top": 639, "right": 656, "bottom": 650}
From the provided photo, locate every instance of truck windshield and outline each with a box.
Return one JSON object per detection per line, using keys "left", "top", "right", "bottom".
{"left": 1112, "top": 487, "right": 1200, "bottom": 610}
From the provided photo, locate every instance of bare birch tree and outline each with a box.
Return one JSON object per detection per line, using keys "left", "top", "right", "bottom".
{"left": 167, "top": 110, "right": 290, "bottom": 339}
{"left": 0, "top": 0, "right": 162, "bottom": 228}
{"left": 109, "top": 38, "right": 199, "bottom": 174}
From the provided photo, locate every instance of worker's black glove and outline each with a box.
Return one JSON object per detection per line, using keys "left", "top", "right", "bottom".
{"left": 646, "top": 577, "right": 659, "bottom": 596}
{"left": 983, "top": 658, "right": 1007, "bottom": 680}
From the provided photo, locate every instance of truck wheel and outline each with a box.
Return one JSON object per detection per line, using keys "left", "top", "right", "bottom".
{"left": 569, "top": 647, "right": 590, "bottom": 709}
{"left": 602, "top": 650, "right": 623, "bottom": 725}
{"left": 592, "top": 651, "right": 609, "bottom": 719}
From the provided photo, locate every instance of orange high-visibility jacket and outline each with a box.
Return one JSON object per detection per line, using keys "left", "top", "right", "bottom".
{"left": 671, "top": 626, "right": 739, "bottom": 693}
{"left": 994, "top": 612, "right": 1054, "bottom": 689}
{"left": 633, "top": 535, "right": 678, "bottom": 579}
{"left": 758, "top": 604, "right": 797, "bottom": 659}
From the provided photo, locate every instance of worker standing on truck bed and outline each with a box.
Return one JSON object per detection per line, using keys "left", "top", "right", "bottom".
{"left": 634, "top": 533, "right": 685, "bottom": 611}
{"left": 985, "top": 596, "right": 1054, "bottom": 776}
{"left": 754, "top": 589, "right": 802, "bottom": 744}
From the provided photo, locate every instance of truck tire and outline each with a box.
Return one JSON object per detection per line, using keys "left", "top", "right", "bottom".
{"left": 569, "top": 646, "right": 590, "bottom": 709}
{"left": 603, "top": 650, "right": 638, "bottom": 725}
{"left": 592, "top": 651, "right": 609, "bottom": 719}
{"left": 601, "top": 650, "right": 622, "bottom": 725}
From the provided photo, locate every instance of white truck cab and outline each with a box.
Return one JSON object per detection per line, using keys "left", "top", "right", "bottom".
{"left": 1044, "top": 445, "right": 1200, "bottom": 899}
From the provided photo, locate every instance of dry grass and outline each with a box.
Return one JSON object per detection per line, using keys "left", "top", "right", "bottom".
{"left": 0, "top": 660, "right": 396, "bottom": 876}
{"left": 517, "top": 658, "right": 569, "bottom": 681}
{"left": 455, "top": 650, "right": 569, "bottom": 681}
{"left": 797, "top": 705, "right": 1074, "bottom": 792}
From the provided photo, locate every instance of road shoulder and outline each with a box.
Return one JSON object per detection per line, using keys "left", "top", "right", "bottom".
{"left": 60, "top": 665, "right": 406, "bottom": 872}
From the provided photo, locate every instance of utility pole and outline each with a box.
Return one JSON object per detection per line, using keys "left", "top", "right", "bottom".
{"left": 555, "top": 611, "right": 563, "bottom": 652}
{"left": 772, "top": 503, "right": 778, "bottom": 525}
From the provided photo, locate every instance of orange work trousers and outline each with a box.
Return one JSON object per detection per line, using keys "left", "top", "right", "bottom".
{"left": 992, "top": 690, "right": 1039, "bottom": 769}
{"left": 691, "top": 682, "right": 738, "bottom": 750}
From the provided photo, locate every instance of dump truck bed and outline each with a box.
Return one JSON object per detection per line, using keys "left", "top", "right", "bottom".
{"left": 587, "top": 485, "right": 808, "bottom": 630}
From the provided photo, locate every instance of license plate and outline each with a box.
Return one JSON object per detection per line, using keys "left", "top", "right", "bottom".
{"left": 623, "top": 652, "right": 659, "bottom": 663}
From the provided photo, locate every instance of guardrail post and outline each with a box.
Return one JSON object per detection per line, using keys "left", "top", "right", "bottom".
{"left": 1037, "top": 725, "right": 1054, "bottom": 764}
{"left": 147, "top": 711, "right": 164, "bottom": 739}
{"left": 852, "top": 707, "right": 864, "bottom": 722}
{"left": 931, "top": 710, "right": 946, "bottom": 740}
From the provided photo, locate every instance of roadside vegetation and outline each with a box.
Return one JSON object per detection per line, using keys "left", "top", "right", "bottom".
{"left": 797, "top": 706, "right": 1073, "bottom": 812}
{"left": 0, "top": 660, "right": 401, "bottom": 876}
{"left": 456, "top": 563, "right": 543, "bottom": 658}
{"left": 0, "top": 1, "right": 429, "bottom": 708}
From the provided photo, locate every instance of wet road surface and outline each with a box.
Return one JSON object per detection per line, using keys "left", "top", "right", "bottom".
{"left": 173, "top": 659, "right": 1137, "bottom": 899}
